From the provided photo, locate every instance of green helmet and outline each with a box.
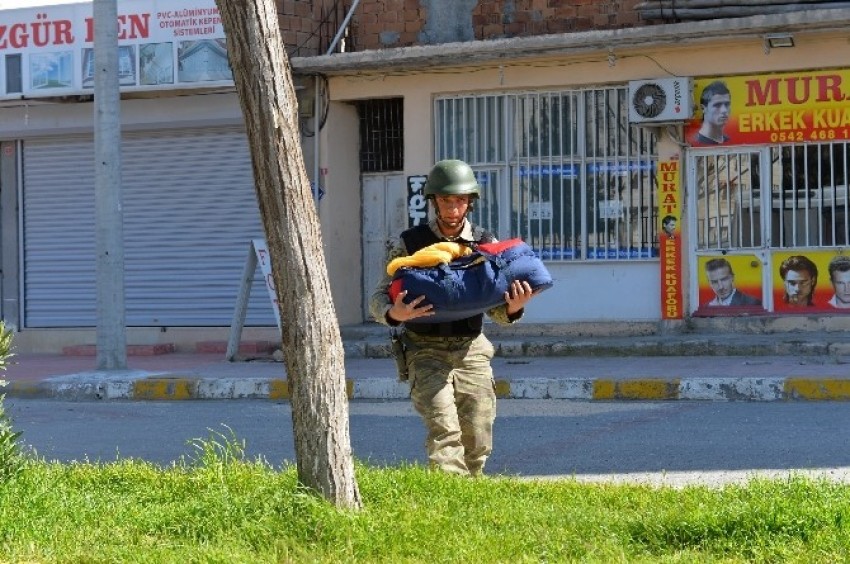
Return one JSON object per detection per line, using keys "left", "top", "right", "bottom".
{"left": 423, "top": 159, "right": 480, "bottom": 198}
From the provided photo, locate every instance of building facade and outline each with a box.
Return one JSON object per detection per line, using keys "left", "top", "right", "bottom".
{"left": 293, "top": 1, "right": 850, "bottom": 330}
{"left": 0, "top": 0, "right": 335, "bottom": 351}
{"left": 1, "top": 1, "right": 849, "bottom": 352}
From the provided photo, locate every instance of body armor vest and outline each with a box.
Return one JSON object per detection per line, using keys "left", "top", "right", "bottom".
{"left": 401, "top": 223, "right": 495, "bottom": 337}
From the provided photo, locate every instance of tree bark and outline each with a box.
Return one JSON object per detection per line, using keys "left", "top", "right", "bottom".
{"left": 215, "top": 0, "right": 361, "bottom": 509}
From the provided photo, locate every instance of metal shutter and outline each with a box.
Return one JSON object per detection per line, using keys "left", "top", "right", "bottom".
{"left": 22, "top": 127, "right": 277, "bottom": 327}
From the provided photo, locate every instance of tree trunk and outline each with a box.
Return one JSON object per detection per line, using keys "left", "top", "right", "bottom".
{"left": 215, "top": 0, "right": 361, "bottom": 509}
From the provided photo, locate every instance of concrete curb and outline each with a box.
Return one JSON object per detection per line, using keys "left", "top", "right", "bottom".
{"left": 8, "top": 375, "right": 850, "bottom": 401}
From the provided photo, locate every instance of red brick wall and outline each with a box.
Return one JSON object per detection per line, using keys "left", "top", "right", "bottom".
{"left": 345, "top": 0, "right": 646, "bottom": 51}
{"left": 277, "top": 0, "right": 347, "bottom": 57}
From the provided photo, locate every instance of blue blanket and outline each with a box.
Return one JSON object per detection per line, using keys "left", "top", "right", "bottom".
{"left": 389, "top": 238, "right": 553, "bottom": 323}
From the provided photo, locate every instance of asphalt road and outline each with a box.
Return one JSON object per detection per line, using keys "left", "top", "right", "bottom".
{"left": 7, "top": 398, "right": 850, "bottom": 487}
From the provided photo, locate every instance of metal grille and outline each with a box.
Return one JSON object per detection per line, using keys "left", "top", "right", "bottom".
{"left": 435, "top": 88, "right": 658, "bottom": 261}
{"left": 695, "top": 142, "right": 850, "bottom": 250}
{"left": 694, "top": 151, "right": 762, "bottom": 250}
{"left": 22, "top": 128, "right": 275, "bottom": 328}
{"left": 770, "top": 142, "right": 850, "bottom": 247}
{"left": 357, "top": 98, "right": 403, "bottom": 172}
{"left": 582, "top": 88, "right": 657, "bottom": 259}
{"left": 435, "top": 96, "right": 505, "bottom": 165}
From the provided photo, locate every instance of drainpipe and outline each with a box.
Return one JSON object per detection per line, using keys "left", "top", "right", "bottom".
{"left": 313, "top": 75, "right": 321, "bottom": 209}
{"left": 314, "top": 0, "right": 360, "bottom": 214}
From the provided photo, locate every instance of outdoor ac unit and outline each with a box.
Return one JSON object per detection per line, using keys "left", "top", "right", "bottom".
{"left": 628, "top": 77, "right": 693, "bottom": 124}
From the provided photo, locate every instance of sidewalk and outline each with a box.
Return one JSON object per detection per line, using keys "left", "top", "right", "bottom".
{"left": 4, "top": 347, "right": 850, "bottom": 401}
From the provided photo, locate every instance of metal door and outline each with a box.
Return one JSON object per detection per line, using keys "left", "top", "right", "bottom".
{"left": 362, "top": 173, "right": 407, "bottom": 320}
{"left": 689, "top": 149, "right": 771, "bottom": 312}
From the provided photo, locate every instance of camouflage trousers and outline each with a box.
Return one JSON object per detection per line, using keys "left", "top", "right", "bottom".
{"left": 404, "top": 332, "right": 497, "bottom": 476}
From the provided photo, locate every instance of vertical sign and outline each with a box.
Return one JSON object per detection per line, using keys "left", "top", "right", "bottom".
{"left": 407, "top": 175, "right": 427, "bottom": 228}
{"left": 658, "top": 157, "right": 683, "bottom": 319}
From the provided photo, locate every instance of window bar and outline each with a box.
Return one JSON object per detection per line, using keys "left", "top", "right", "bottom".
{"left": 521, "top": 95, "right": 530, "bottom": 247}
{"left": 841, "top": 143, "right": 850, "bottom": 245}
{"left": 479, "top": 96, "right": 487, "bottom": 165}
{"left": 437, "top": 99, "right": 445, "bottom": 159}
{"left": 599, "top": 90, "right": 609, "bottom": 256}
{"left": 380, "top": 100, "right": 388, "bottom": 170}
{"left": 546, "top": 93, "right": 556, "bottom": 259}
{"left": 747, "top": 154, "right": 757, "bottom": 248}
{"left": 802, "top": 144, "right": 810, "bottom": 246}
{"left": 735, "top": 154, "right": 745, "bottom": 247}
{"left": 785, "top": 146, "right": 795, "bottom": 248}
{"left": 711, "top": 155, "right": 721, "bottom": 248}
{"left": 621, "top": 90, "right": 633, "bottom": 255}
{"left": 815, "top": 144, "right": 835, "bottom": 245}
{"left": 697, "top": 156, "right": 706, "bottom": 248}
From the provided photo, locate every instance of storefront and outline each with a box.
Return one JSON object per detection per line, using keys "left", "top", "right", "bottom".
{"left": 0, "top": 0, "right": 286, "bottom": 351}
{"left": 688, "top": 70, "right": 850, "bottom": 316}
{"left": 295, "top": 8, "right": 850, "bottom": 329}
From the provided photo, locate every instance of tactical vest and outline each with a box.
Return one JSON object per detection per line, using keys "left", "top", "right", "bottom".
{"left": 401, "top": 223, "right": 495, "bottom": 337}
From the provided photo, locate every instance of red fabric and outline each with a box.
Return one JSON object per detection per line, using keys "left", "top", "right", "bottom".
{"left": 478, "top": 238, "right": 522, "bottom": 255}
{"left": 389, "top": 278, "right": 404, "bottom": 303}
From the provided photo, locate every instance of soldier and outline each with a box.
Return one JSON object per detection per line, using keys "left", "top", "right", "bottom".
{"left": 369, "top": 159, "right": 536, "bottom": 477}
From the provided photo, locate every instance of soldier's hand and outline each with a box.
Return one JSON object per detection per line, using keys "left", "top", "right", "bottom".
{"left": 505, "top": 280, "right": 535, "bottom": 315}
{"left": 387, "top": 291, "right": 435, "bottom": 322}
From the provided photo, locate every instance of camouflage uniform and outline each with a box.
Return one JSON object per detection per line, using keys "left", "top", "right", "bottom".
{"left": 370, "top": 217, "right": 520, "bottom": 476}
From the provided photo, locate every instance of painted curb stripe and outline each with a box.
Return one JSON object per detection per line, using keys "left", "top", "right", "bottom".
{"left": 593, "top": 378, "right": 680, "bottom": 400}
{"left": 494, "top": 379, "right": 511, "bottom": 398}
{"left": 269, "top": 379, "right": 289, "bottom": 400}
{"left": 133, "top": 378, "right": 198, "bottom": 400}
{"left": 13, "top": 376, "right": 850, "bottom": 402}
{"left": 785, "top": 378, "right": 850, "bottom": 400}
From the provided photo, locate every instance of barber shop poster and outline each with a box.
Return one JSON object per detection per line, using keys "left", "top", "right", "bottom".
{"left": 686, "top": 69, "right": 850, "bottom": 148}
{"left": 772, "top": 250, "right": 850, "bottom": 312}
{"left": 658, "top": 156, "right": 682, "bottom": 319}
{"left": 695, "top": 255, "right": 763, "bottom": 315}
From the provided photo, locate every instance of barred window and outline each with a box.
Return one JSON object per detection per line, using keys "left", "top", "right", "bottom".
{"left": 435, "top": 88, "right": 658, "bottom": 261}
{"left": 694, "top": 141, "right": 850, "bottom": 251}
{"left": 357, "top": 98, "right": 403, "bottom": 172}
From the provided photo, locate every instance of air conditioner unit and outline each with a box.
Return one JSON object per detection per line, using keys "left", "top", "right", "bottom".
{"left": 628, "top": 77, "right": 693, "bottom": 124}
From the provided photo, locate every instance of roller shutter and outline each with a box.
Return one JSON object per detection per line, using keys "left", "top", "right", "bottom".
{"left": 22, "top": 126, "right": 277, "bottom": 328}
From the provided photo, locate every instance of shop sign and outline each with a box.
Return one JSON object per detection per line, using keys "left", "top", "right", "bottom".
{"left": 658, "top": 157, "right": 682, "bottom": 319}
{"left": 0, "top": 0, "right": 230, "bottom": 100}
{"left": 686, "top": 70, "right": 850, "bottom": 147}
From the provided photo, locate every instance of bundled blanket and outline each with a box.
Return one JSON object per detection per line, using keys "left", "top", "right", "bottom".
{"left": 387, "top": 242, "right": 472, "bottom": 276}
{"left": 388, "top": 238, "right": 553, "bottom": 323}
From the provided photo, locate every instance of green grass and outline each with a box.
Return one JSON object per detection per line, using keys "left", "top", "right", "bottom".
{"left": 2, "top": 431, "right": 850, "bottom": 563}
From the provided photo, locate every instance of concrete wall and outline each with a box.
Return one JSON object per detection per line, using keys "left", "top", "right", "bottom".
{"left": 320, "top": 100, "right": 363, "bottom": 324}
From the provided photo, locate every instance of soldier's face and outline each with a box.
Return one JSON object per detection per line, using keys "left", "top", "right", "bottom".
{"left": 434, "top": 195, "right": 471, "bottom": 229}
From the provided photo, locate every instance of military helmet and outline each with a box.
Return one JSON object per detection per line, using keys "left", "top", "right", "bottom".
{"left": 423, "top": 159, "right": 480, "bottom": 198}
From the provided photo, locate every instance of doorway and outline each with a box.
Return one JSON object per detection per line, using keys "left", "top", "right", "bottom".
{"left": 361, "top": 173, "right": 407, "bottom": 320}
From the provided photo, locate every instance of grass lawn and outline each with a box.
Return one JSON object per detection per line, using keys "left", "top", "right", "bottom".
{"left": 2, "top": 431, "right": 850, "bottom": 563}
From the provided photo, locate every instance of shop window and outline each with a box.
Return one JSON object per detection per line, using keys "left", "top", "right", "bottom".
{"left": 695, "top": 141, "right": 850, "bottom": 251}
{"left": 695, "top": 152, "right": 762, "bottom": 250}
{"left": 5, "top": 54, "right": 21, "bottom": 94}
{"left": 356, "top": 98, "right": 403, "bottom": 172}
{"left": 770, "top": 143, "right": 850, "bottom": 247}
{"left": 435, "top": 95, "right": 504, "bottom": 165}
{"left": 435, "top": 88, "right": 658, "bottom": 261}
